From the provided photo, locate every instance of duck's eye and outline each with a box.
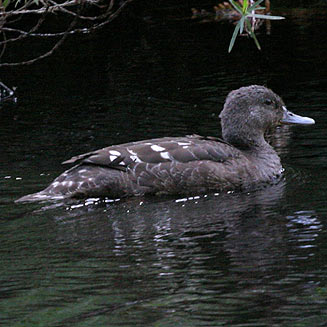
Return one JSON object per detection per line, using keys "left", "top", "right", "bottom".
{"left": 264, "top": 99, "right": 273, "bottom": 105}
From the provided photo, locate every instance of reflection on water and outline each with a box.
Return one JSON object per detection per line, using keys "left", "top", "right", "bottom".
{"left": 2, "top": 179, "right": 327, "bottom": 326}
{"left": 1, "top": 5, "right": 327, "bottom": 327}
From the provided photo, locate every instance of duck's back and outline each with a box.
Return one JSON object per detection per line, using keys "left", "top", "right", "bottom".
{"left": 17, "top": 135, "right": 264, "bottom": 201}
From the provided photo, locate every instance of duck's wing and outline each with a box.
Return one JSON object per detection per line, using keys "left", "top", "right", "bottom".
{"left": 62, "top": 135, "right": 240, "bottom": 171}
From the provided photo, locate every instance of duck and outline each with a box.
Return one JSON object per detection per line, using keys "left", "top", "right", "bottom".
{"left": 16, "top": 85, "right": 315, "bottom": 202}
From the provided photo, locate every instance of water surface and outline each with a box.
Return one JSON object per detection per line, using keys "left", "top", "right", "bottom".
{"left": 1, "top": 5, "right": 327, "bottom": 326}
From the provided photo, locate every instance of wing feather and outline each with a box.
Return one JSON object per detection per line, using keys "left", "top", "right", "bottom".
{"left": 61, "top": 135, "right": 240, "bottom": 171}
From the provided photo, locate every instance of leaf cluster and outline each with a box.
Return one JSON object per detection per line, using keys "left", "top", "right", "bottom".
{"left": 228, "top": 0, "right": 284, "bottom": 52}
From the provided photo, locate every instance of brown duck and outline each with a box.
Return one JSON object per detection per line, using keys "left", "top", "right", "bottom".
{"left": 16, "top": 85, "right": 315, "bottom": 202}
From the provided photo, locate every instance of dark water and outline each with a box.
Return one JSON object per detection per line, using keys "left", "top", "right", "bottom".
{"left": 1, "top": 5, "right": 327, "bottom": 327}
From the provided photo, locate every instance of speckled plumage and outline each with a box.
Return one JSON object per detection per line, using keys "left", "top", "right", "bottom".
{"left": 16, "top": 85, "right": 315, "bottom": 202}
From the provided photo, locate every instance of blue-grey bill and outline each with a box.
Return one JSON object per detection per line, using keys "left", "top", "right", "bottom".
{"left": 281, "top": 106, "right": 315, "bottom": 125}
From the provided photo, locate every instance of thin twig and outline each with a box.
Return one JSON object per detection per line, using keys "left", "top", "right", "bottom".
{"left": 0, "top": 10, "right": 48, "bottom": 45}
{"left": 0, "top": 11, "right": 77, "bottom": 66}
{"left": 0, "top": 0, "right": 133, "bottom": 66}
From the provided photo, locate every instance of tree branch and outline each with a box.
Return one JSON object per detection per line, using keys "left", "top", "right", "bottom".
{"left": 0, "top": 0, "right": 134, "bottom": 66}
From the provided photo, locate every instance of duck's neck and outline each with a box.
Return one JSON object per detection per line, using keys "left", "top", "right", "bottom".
{"left": 223, "top": 130, "right": 268, "bottom": 151}
{"left": 225, "top": 132, "right": 282, "bottom": 166}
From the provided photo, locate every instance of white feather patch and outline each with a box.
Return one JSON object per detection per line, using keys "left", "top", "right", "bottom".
{"left": 109, "top": 155, "right": 118, "bottom": 162}
{"left": 127, "top": 148, "right": 137, "bottom": 156}
{"left": 151, "top": 145, "right": 165, "bottom": 152}
{"left": 160, "top": 152, "right": 170, "bottom": 160}
{"left": 109, "top": 150, "right": 121, "bottom": 156}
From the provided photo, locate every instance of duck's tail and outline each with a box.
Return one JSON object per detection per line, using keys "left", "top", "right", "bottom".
{"left": 15, "top": 191, "right": 64, "bottom": 203}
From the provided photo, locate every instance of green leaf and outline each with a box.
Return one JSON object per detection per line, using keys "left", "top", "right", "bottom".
{"left": 242, "top": 0, "right": 248, "bottom": 13}
{"left": 228, "top": 21, "right": 241, "bottom": 53}
{"left": 229, "top": 0, "right": 243, "bottom": 14}
{"left": 249, "top": 13, "right": 285, "bottom": 20}
{"left": 245, "top": 17, "right": 253, "bottom": 33}
{"left": 255, "top": 7, "right": 266, "bottom": 10}
{"left": 3, "top": 0, "right": 10, "bottom": 8}
{"left": 239, "top": 16, "right": 246, "bottom": 34}
{"left": 251, "top": 31, "right": 261, "bottom": 50}
{"left": 246, "top": 18, "right": 261, "bottom": 50}
{"left": 248, "top": 0, "right": 265, "bottom": 12}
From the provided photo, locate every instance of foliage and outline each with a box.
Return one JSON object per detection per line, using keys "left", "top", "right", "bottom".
{"left": 228, "top": 0, "right": 284, "bottom": 52}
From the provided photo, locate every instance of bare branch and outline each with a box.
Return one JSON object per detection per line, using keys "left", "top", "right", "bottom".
{"left": 0, "top": 0, "right": 134, "bottom": 66}
{"left": 0, "top": 15, "right": 76, "bottom": 66}
{"left": 0, "top": 10, "right": 47, "bottom": 45}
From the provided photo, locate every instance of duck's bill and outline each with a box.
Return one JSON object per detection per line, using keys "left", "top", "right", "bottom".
{"left": 281, "top": 106, "right": 315, "bottom": 125}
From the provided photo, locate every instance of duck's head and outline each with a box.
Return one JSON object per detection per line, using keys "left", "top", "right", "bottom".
{"left": 219, "top": 85, "right": 315, "bottom": 149}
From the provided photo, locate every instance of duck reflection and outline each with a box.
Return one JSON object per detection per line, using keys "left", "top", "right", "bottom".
{"left": 52, "top": 177, "right": 319, "bottom": 277}
{"left": 47, "top": 176, "right": 323, "bottom": 325}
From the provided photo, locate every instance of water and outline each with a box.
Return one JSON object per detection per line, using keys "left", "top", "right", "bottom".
{"left": 1, "top": 5, "right": 327, "bottom": 326}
